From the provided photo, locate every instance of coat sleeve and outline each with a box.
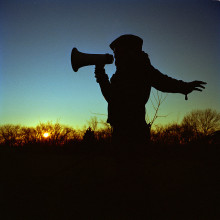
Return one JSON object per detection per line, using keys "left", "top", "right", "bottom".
{"left": 150, "top": 65, "right": 189, "bottom": 95}
{"left": 95, "top": 68, "right": 111, "bottom": 102}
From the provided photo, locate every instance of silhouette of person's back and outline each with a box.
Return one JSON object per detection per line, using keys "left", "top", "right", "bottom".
{"left": 95, "top": 34, "right": 206, "bottom": 146}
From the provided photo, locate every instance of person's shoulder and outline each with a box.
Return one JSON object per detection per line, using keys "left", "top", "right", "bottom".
{"left": 140, "top": 51, "right": 151, "bottom": 65}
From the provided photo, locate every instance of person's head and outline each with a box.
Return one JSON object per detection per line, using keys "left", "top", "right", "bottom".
{"left": 110, "top": 34, "right": 143, "bottom": 68}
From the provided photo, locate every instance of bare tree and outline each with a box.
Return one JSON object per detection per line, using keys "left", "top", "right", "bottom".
{"left": 0, "top": 124, "right": 21, "bottom": 146}
{"left": 87, "top": 116, "right": 98, "bottom": 131}
{"left": 182, "top": 108, "right": 220, "bottom": 135}
{"left": 35, "top": 122, "right": 77, "bottom": 144}
{"left": 146, "top": 90, "right": 168, "bottom": 129}
{"left": 20, "top": 127, "right": 36, "bottom": 144}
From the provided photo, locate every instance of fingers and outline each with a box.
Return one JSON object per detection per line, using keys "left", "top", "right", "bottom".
{"left": 194, "top": 80, "right": 207, "bottom": 85}
{"left": 197, "top": 84, "right": 206, "bottom": 89}
{"left": 192, "top": 81, "right": 207, "bottom": 89}
{"left": 193, "top": 88, "right": 203, "bottom": 92}
{"left": 95, "top": 64, "right": 105, "bottom": 70}
{"left": 187, "top": 80, "right": 207, "bottom": 95}
{"left": 95, "top": 65, "right": 103, "bottom": 70}
{"left": 95, "top": 65, "right": 106, "bottom": 80}
{"left": 193, "top": 81, "right": 207, "bottom": 88}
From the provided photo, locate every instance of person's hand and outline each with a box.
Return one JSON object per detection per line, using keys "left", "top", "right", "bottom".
{"left": 95, "top": 64, "right": 105, "bottom": 76}
{"left": 185, "top": 80, "right": 207, "bottom": 100}
{"left": 94, "top": 65, "right": 106, "bottom": 83}
{"left": 186, "top": 80, "right": 207, "bottom": 93}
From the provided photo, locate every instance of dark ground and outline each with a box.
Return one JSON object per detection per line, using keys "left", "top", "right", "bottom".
{"left": 0, "top": 143, "right": 219, "bottom": 220}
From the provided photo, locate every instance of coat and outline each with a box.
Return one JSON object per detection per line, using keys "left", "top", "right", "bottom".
{"left": 96, "top": 52, "right": 188, "bottom": 128}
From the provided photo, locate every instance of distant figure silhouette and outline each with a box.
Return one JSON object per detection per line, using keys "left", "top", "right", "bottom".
{"left": 83, "top": 127, "right": 96, "bottom": 144}
{"left": 94, "top": 34, "right": 206, "bottom": 145}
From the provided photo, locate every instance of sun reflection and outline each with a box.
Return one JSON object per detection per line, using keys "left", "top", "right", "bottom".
{"left": 43, "top": 132, "right": 50, "bottom": 138}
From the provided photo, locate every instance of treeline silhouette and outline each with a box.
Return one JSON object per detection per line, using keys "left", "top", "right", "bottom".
{"left": 0, "top": 109, "right": 219, "bottom": 220}
{"left": 0, "top": 108, "right": 219, "bottom": 147}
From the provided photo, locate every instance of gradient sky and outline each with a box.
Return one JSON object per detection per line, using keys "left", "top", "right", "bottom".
{"left": 0, "top": 0, "right": 219, "bottom": 129}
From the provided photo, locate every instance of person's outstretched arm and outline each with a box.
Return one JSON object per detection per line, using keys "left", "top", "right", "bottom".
{"left": 150, "top": 66, "right": 207, "bottom": 100}
{"left": 141, "top": 52, "right": 207, "bottom": 99}
{"left": 94, "top": 65, "right": 111, "bottom": 102}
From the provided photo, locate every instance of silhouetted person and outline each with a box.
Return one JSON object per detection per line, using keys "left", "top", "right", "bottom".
{"left": 94, "top": 34, "right": 206, "bottom": 146}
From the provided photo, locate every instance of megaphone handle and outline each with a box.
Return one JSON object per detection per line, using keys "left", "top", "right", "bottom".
{"left": 95, "top": 65, "right": 107, "bottom": 83}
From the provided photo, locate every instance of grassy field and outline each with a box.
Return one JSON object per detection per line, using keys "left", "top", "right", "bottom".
{"left": 0, "top": 143, "right": 219, "bottom": 220}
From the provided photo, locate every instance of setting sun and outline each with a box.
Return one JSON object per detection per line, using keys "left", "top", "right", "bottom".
{"left": 43, "top": 132, "right": 50, "bottom": 138}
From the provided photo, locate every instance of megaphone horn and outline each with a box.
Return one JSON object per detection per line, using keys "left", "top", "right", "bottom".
{"left": 71, "top": 48, "right": 114, "bottom": 72}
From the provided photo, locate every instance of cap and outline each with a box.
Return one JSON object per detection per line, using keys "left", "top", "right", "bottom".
{"left": 109, "top": 34, "right": 143, "bottom": 51}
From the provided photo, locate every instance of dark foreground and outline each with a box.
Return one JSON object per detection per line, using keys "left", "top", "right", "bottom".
{"left": 0, "top": 143, "right": 219, "bottom": 220}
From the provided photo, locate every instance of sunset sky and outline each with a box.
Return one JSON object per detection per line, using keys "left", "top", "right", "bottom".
{"left": 0, "top": 0, "right": 219, "bottom": 129}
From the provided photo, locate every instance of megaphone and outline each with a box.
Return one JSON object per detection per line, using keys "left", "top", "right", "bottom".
{"left": 71, "top": 48, "right": 114, "bottom": 72}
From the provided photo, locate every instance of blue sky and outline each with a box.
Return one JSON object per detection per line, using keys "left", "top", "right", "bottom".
{"left": 0, "top": 0, "right": 219, "bottom": 128}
